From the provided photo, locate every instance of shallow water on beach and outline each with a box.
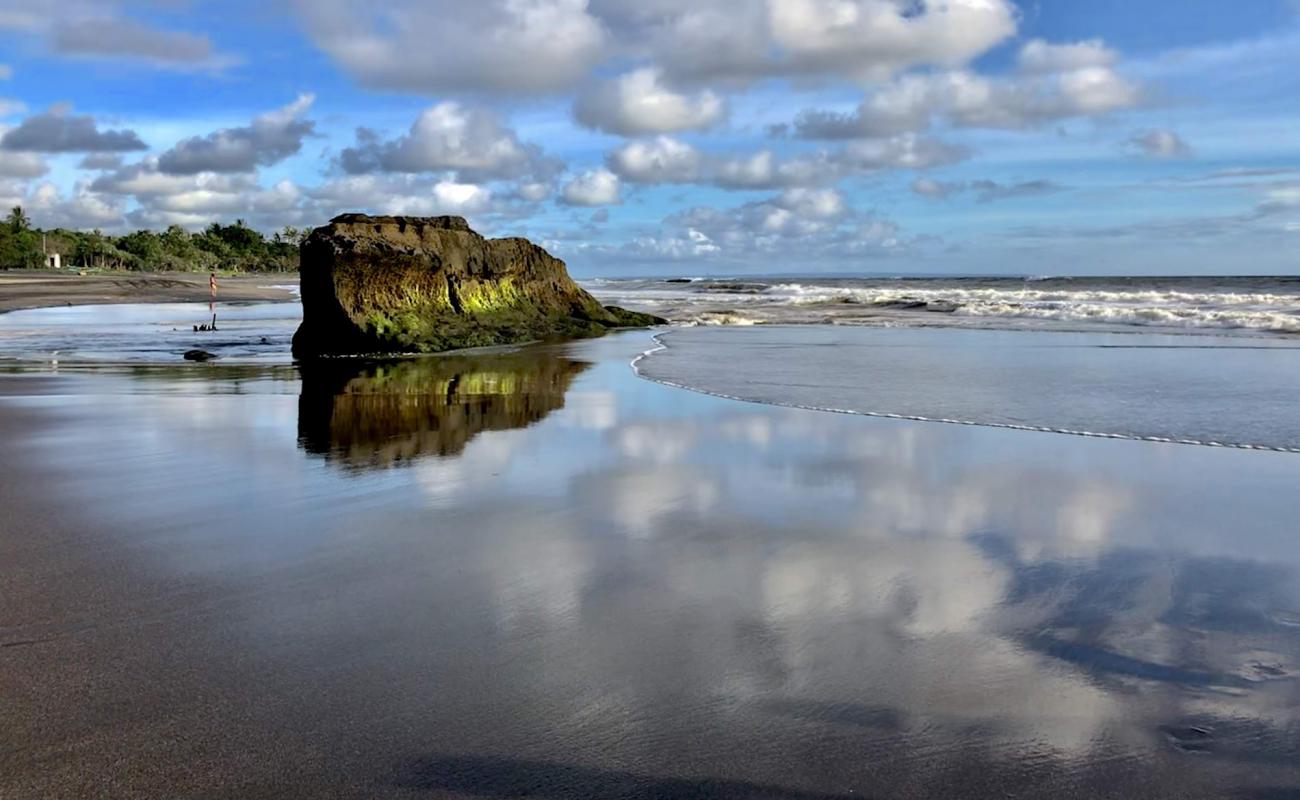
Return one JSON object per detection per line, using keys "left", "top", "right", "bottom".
{"left": 0, "top": 301, "right": 301, "bottom": 363}
{"left": 636, "top": 325, "right": 1300, "bottom": 452}
{"left": 2, "top": 327, "right": 1300, "bottom": 799}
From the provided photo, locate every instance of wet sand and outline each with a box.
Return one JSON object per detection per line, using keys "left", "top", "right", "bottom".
{"left": 0, "top": 271, "right": 294, "bottom": 313}
{"left": 2, "top": 331, "right": 1300, "bottom": 799}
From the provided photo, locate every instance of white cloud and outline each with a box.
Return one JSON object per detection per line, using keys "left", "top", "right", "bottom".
{"left": 0, "top": 2, "right": 231, "bottom": 71}
{"left": 1, "top": 104, "right": 147, "bottom": 152}
{"left": 84, "top": 157, "right": 318, "bottom": 231}
{"left": 911, "top": 177, "right": 953, "bottom": 199}
{"left": 339, "top": 102, "right": 556, "bottom": 182}
{"left": 0, "top": 64, "right": 11, "bottom": 80}
{"left": 52, "top": 17, "right": 218, "bottom": 66}
{"left": 834, "top": 134, "right": 970, "bottom": 171}
{"left": 293, "top": 0, "right": 1018, "bottom": 93}
{"left": 24, "top": 180, "right": 127, "bottom": 230}
{"left": 767, "top": 0, "right": 1017, "bottom": 77}
{"left": 619, "top": 187, "right": 902, "bottom": 262}
{"left": 0, "top": 125, "right": 45, "bottom": 176}
{"left": 292, "top": 0, "right": 606, "bottom": 94}
{"left": 910, "top": 177, "right": 1064, "bottom": 203}
{"left": 1018, "top": 39, "right": 1118, "bottom": 74}
{"left": 774, "top": 186, "right": 846, "bottom": 219}
{"left": 432, "top": 180, "right": 494, "bottom": 213}
{"left": 574, "top": 67, "right": 726, "bottom": 135}
{"left": 1126, "top": 128, "right": 1192, "bottom": 159}
{"left": 157, "top": 94, "right": 316, "bottom": 174}
{"left": 308, "top": 174, "right": 525, "bottom": 224}
{"left": 640, "top": 0, "right": 1018, "bottom": 85}
{"left": 1257, "top": 186, "right": 1300, "bottom": 216}
{"left": 608, "top": 133, "right": 968, "bottom": 190}
{"left": 794, "top": 40, "right": 1143, "bottom": 138}
{"left": 561, "top": 167, "right": 621, "bottom": 206}
{"left": 711, "top": 149, "right": 835, "bottom": 189}
{"left": 607, "top": 136, "right": 705, "bottom": 183}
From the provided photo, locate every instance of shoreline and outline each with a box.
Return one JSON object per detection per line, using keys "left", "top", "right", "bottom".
{"left": 0, "top": 271, "right": 296, "bottom": 314}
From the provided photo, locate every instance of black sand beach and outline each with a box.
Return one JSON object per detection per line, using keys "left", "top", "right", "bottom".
{"left": 2, "top": 321, "right": 1300, "bottom": 798}
{"left": 0, "top": 272, "right": 295, "bottom": 313}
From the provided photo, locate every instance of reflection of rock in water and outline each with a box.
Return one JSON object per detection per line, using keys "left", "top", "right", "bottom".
{"left": 298, "top": 352, "right": 589, "bottom": 469}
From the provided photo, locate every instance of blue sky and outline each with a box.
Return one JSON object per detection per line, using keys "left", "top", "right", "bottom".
{"left": 0, "top": 0, "right": 1297, "bottom": 276}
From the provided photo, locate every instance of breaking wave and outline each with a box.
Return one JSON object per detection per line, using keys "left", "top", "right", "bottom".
{"left": 586, "top": 276, "right": 1300, "bottom": 336}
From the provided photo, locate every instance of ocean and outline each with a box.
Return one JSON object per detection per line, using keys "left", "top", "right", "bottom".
{"left": 582, "top": 275, "right": 1300, "bottom": 334}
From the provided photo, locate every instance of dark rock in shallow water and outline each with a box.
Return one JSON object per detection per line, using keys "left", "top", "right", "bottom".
{"left": 183, "top": 349, "right": 215, "bottom": 361}
{"left": 292, "top": 214, "right": 665, "bottom": 358}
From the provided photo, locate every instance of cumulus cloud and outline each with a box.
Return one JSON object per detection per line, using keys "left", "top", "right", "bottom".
{"left": 78, "top": 153, "right": 123, "bottom": 171}
{"left": 293, "top": 0, "right": 1017, "bottom": 94}
{"left": 1017, "top": 39, "right": 1118, "bottom": 74}
{"left": 339, "top": 102, "right": 557, "bottom": 183}
{"left": 835, "top": 134, "right": 970, "bottom": 171}
{"left": 86, "top": 157, "right": 311, "bottom": 230}
{"left": 608, "top": 133, "right": 968, "bottom": 189}
{"left": 25, "top": 180, "right": 127, "bottom": 229}
{"left": 793, "top": 40, "right": 1143, "bottom": 138}
{"left": 157, "top": 94, "right": 316, "bottom": 174}
{"left": 51, "top": 17, "right": 217, "bottom": 66}
{"left": 574, "top": 67, "right": 726, "bottom": 135}
{"left": 308, "top": 174, "right": 505, "bottom": 221}
{"left": 639, "top": 0, "right": 1018, "bottom": 85}
{"left": 1126, "top": 128, "right": 1192, "bottom": 159}
{"left": 0, "top": 126, "right": 47, "bottom": 176}
{"left": 711, "top": 149, "right": 832, "bottom": 189}
{"left": 561, "top": 168, "right": 621, "bottom": 206}
{"left": 1, "top": 105, "right": 147, "bottom": 152}
{"left": 614, "top": 187, "right": 902, "bottom": 263}
{"left": 606, "top": 136, "right": 705, "bottom": 183}
{"left": 126, "top": 178, "right": 307, "bottom": 230}
{"left": 0, "top": 2, "right": 231, "bottom": 71}
{"left": 0, "top": 150, "right": 46, "bottom": 177}
{"left": 0, "top": 64, "right": 10, "bottom": 80}
{"left": 292, "top": 0, "right": 606, "bottom": 94}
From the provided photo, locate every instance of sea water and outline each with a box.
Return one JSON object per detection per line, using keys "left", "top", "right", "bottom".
{"left": 584, "top": 275, "right": 1300, "bottom": 334}
{"left": 633, "top": 325, "right": 1300, "bottom": 452}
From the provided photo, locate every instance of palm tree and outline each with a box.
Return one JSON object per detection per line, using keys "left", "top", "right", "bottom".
{"left": 6, "top": 205, "right": 31, "bottom": 233}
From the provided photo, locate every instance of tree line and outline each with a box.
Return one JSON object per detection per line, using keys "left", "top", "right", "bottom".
{"left": 0, "top": 206, "right": 307, "bottom": 272}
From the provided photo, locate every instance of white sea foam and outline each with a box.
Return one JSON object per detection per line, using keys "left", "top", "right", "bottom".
{"left": 588, "top": 278, "right": 1300, "bottom": 336}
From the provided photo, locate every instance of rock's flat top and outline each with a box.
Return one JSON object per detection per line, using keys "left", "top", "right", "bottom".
{"left": 292, "top": 215, "right": 662, "bottom": 358}
{"left": 327, "top": 214, "right": 474, "bottom": 233}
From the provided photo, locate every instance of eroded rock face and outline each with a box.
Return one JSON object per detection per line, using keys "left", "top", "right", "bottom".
{"left": 292, "top": 214, "right": 663, "bottom": 358}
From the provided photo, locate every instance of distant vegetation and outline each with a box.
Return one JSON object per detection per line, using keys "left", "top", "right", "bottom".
{"left": 0, "top": 206, "right": 306, "bottom": 272}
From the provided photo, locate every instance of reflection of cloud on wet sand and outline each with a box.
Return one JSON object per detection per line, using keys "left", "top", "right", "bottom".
{"left": 14, "top": 337, "right": 1300, "bottom": 797}
{"left": 531, "top": 406, "right": 1298, "bottom": 764}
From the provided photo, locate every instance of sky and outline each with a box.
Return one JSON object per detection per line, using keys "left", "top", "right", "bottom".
{"left": 0, "top": 0, "right": 1298, "bottom": 276}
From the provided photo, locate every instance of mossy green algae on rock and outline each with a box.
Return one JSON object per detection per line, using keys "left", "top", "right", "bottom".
{"left": 292, "top": 214, "right": 664, "bottom": 358}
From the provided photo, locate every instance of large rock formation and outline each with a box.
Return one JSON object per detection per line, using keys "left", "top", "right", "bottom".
{"left": 292, "top": 214, "right": 663, "bottom": 358}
